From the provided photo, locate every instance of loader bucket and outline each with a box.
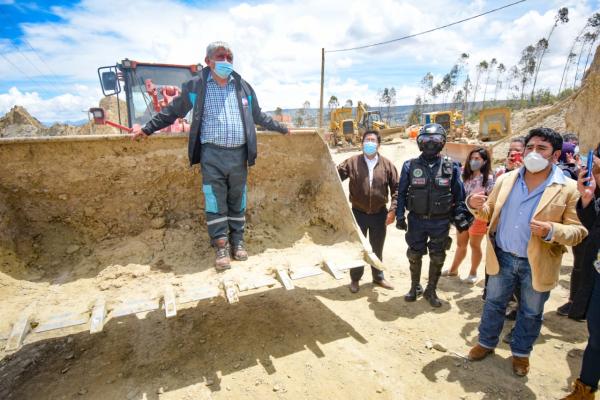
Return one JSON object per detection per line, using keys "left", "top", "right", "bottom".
{"left": 479, "top": 107, "right": 511, "bottom": 142}
{"left": 0, "top": 131, "right": 374, "bottom": 351}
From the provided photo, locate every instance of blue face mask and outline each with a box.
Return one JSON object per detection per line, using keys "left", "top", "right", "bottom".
{"left": 363, "top": 141, "right": 378, "bottom": 156}
{"left": 214, "top": 60, "right": 233, "bottom": 79}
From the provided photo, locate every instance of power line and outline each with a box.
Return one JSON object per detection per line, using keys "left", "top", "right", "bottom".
{"left": 326, "top": 0, "right": 527, "bottom": 53}
{"left": 0, "top": 52, "right": 54, "bottom": 95}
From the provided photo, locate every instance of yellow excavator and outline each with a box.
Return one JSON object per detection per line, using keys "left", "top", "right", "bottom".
{"left": 328, "top": 106, "right": 358, "bottom": 146}
{"left": 478, "top": 107, "right": 511, "bottom": 141}
{"left": 422, "top": 110, "right": 464, "bottom": 140}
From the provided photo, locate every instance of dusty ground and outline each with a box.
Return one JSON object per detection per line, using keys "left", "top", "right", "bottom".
{"left": 0, "top": 136, "right": 589, "bottom": 400}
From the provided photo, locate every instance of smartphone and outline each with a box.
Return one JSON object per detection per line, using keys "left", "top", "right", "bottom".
{"left": 585, "top": 150, "right": 593, "bottom": 186}
{"left": 512, "top": 153, "right": 522, "bottom": 163}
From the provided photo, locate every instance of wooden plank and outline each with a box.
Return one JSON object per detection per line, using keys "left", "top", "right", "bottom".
{"left": 5, "top": 312, "right": 31, "bottom": 352}
{"left": 90, "top": 298, "right": 106, "bottom": 334}
{"left": 334, "top": 260, "right": 365, "bottom": 271}
{"left": 277, "top": 269, "right": 294, "bottom": 290}
{"left": 178, "top": 286, "right": 221, "bottom": 304}
{"left": 223, "top": 280, "right": 239, "bottom": 304}
{"left": 237, "top": 276, "right": 278, "bottom": 292}
{"left": 290, "top": 265, "right": 323, "bottom": 280}
{"left": 163, "top": 285, "right": 177, "bottom": 318}
{"left": 110, "top": 298, "right": 159, "bottom": 318}
{"left": 34, "top": 312, "right": 88, "bottom": 333}
{"left": 324, "top": 260, "right": 344, "bottom": 280}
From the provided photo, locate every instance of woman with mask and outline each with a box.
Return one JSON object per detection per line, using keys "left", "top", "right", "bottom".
{"left": 443, "top": 147, "right": 494, "bottom": 283}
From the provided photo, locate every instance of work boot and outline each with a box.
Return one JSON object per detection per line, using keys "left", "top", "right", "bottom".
{"left": 213, "top": 238, "right": 231, "bottom": 271}
{"left": 373, "top": 279, "right": 394, "bottom": 290}
{"left": 231, "top": 241, "right": 248, "bottom": 261}
{"left": 404, "top": 256, "right": 423, "bottom": 302}
{"left": 404, "top": 283, "right": 423, "bottom": 301}
{"left": 424, "top": 260, "right": 443, "bottom": 308}
{"left": 349, "top": 281, "right": 360, "bottom": 293}
{"left": 560, "top": 379, "right": 596, "bottom": 400}
{"left": 468, "top": 344, "right": 494, "bottom": 361}
{"left": 512, "top": 356, "right": 530, "bottom": 377}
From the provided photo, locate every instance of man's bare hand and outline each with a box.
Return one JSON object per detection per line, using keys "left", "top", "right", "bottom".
{"left": 467, "top": 192, "right": 487, "bottom": 210}
{"left": 386, "top": 211, "right": 395, "bottom": 225}
{"left": 530, "top": 219, "right": 552, "bottom": 238}
{"left": 131, "top": 126, "right": 148, "bottom": 141}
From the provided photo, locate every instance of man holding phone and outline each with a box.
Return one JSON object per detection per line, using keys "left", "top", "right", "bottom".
{"left": 466, "top": 128, "right": 588, "bottom": 377}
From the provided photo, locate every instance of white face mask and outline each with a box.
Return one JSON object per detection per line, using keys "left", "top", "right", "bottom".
{"left": 524, "top": 151, "right": 549, "bottom": 173}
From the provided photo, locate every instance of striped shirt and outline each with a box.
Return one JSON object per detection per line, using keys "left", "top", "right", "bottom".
{"left": 201, "top": 74, "right": 245, "bottom": 147}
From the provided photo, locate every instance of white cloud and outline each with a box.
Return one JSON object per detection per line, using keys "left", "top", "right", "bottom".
{"left": 0, "top": 0, "right": 598, "bottom": 122}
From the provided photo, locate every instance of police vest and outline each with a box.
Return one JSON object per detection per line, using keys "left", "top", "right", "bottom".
{"left": 407, "top": 157, "right": 454, "bottom": 218}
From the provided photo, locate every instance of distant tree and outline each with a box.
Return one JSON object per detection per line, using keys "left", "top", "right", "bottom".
{"left": 379, "top": 87, "right": 396, "bottom": 123}
{"left": 582, "top": 32, "right": 599, "bottom": 76}
{"left": 530, "top": 7, "right": 569, "bottom": 101}
{"left": 471, "top": 60, "right": 488, "bottom": 111}
{"left": 274, "top": 107, "right": 283, "bottom": 117}
{"left": 327, "top": 95, "right": 339, "bottom": 110}
{"left": 462, "top": 76, "right": 472, "bottom": 115}
{"left": 294, "top": 108, "right": 305, "bottom": 127}
{"left": 482, "top": 58, "right": 497, "bottom": 108}
{"left": 420, "top": 72, "right": 433, "bottom": 112}
{"left": 493, "top": 63, "right": 506, "bottom": 103}
{"left": 408, "top": 95, "right": 423, "bottom": 125}
{"left": 518, "top": 45, "right": 537, "bottom": 106}
{"left": 572, "top": 13, "right": 600, "bottom": 89}
{"left": 303, "top": 100, "right": 315, "bottom": 126}
{"left": 558, "top": 51, "right": 577, "bottom": 94}
{"left": 344, "top": 99, "right": 353, "bottom": 107}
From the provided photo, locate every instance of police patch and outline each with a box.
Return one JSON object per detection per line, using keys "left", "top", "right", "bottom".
{"left": 413, "top": 168, "right": 424, "bottom": 177}
{"left": 412, "top": 178, "right": 426, "bottom": 185}
{"left": 436, "top": 177, "right": 450, "bottom": 186}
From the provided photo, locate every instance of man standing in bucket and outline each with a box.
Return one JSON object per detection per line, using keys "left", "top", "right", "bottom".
{"left": 132, "top": 41, "right": 290, "bottom": 271}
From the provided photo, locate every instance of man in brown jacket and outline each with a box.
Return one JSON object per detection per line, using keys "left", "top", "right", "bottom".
{"left": 337, "top": 130, "right": 398, "bottom": 293}
{"left": 466, "top": 128, "right": 588, "bottom": 377}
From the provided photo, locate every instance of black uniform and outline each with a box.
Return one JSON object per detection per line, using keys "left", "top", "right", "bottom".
{"left": 396, "top": 154, "right": 468, "bottom": 306}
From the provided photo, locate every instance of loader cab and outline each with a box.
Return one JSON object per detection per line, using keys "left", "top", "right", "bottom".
{"left": 97, "top": 59, "right": 202, "bottom": 129}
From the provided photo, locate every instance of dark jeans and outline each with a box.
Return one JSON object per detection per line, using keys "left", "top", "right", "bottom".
{"left": 478, "top": 248, "right": 550, "bottom": 357}
{"left": 570, "top": 241, "right": 593, "bottom": 319}
{"left": 200, "top": 144, "right": 248, "bottom": 244}
{"left": 580, "top": 270, "right": 600, "bottom": 390}
{"left": 350, "top": 208, "right": 386, "bottom": 282}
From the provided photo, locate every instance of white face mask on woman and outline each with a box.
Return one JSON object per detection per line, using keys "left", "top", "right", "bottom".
{"left": 524, "top": 151, "right": 550, "bottom": 173}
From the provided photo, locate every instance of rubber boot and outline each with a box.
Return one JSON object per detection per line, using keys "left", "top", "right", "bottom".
{"left": 404, "top": 257, "right": 423, "bottom": 302}
{"left": 423, "top": 259, "right": 443, "bottom": 307}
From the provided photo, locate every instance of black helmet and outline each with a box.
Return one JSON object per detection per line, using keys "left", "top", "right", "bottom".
{"left": 417, "top": 123, "right": 446, "bottom": 156}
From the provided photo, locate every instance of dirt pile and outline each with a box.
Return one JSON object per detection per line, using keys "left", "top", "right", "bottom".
{"left": 566, "top": 44, "right": 600, "bottom": 151}
{"left": 0, "top": 97, "right": 129, "bottom": 138}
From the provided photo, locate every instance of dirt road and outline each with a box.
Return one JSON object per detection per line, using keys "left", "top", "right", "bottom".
{"left": 0, "top": 138, "right": 587, "bottom": 400}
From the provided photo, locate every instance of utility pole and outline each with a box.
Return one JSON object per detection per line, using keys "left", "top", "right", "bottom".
{"left": 319, "top": 48, "right": 324, "bottom": 130}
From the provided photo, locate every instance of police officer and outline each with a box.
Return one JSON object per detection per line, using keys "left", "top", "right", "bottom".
{"left": 396, "top": 123, "right": 471, "bottom": 307}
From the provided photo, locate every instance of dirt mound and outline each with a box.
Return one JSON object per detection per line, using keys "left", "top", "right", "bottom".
{"left": 0, "top": 106, "right": 44, "bottom": 137}
{"left": 566, "top": 44, "right": 600, "bottom": 151}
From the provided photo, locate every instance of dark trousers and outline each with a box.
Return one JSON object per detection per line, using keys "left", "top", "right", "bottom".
{"left": 570, "top": 241, "right": 593, "bottom": 319}
{"left": 200, "top": 144, "right": 247, "bottom": 245}
{"left": 350, "top": 208, "right": 386, "bottom": 282}
{"left": 580, "top": 270, "right": 600, "bottom": 390}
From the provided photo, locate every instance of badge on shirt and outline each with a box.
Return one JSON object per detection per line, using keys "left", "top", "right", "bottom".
{"left": 413, "top": 168, "right": 423, "bottom": 177}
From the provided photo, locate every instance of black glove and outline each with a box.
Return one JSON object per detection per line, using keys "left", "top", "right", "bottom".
{"left": 396, "top": 217, "right": 407, "bottom": 231}
{"left": 453, "top": 212, "right": 474, "bottom": 232}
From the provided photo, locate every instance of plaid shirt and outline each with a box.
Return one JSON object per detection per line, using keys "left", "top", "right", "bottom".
{"left": 201, "top": 74, "right": 245, "bottom": 147}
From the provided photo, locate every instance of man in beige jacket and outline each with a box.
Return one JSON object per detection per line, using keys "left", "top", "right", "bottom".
{"left": 466, "top": 128, "right": 587, "bottom": 377}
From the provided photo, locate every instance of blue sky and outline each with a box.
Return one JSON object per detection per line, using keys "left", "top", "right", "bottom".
{"left": 0, "top": 0, "right": 599, "bottom": 122}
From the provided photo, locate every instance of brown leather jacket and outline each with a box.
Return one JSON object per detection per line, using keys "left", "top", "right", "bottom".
{"left": 337, "top": 153, "right": 399, "bottom": 214}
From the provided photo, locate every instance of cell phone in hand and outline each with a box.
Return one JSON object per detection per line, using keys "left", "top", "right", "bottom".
{"left": 585, "top": 150, "right": 593, "bottom": 186}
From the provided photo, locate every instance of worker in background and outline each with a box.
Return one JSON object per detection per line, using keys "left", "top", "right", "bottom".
{"left": 132, "top": 41, "right": 290, "bottom": 271}
{"left": 396, "top": 123, "right": 472, "bottom": 308}
{"left": 337, "top": 130, "right": 397, "bottom": 293}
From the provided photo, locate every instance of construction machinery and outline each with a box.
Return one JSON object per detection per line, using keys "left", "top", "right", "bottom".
{"left": 90, "top": 59, "right": 201, "bottom": 133}
{"left": 0, "top": 62, "right": 384, "bottom": 354}
{"left": 478, "top": 107, "right": 511, "bottom": 141}
{"left": 356, "top": 101, "right": 386, "bottom": 132}
{"left": 328, "top": 106, "right": 358, "bottom": 146}
{"left": 422, "top": 110, "right": 465, "bottom": 140}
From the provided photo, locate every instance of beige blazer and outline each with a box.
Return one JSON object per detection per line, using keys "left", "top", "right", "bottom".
{"left": 467, "top": 168, "right": 588, "bottom": 292}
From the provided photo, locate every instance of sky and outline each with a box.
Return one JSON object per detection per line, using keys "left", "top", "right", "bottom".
{"left": 0, "top": 0, "right": 599, "bottom": 123}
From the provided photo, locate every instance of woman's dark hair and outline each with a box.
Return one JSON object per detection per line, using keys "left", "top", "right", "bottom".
{"left": 524, "top": 127, "right": 563, "bottom": 152}
{"left": 362, "top": 130, "right": 381, "bottom": 144}
{"left": 462, "top": 147, "right": 492, "bottom": 187}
